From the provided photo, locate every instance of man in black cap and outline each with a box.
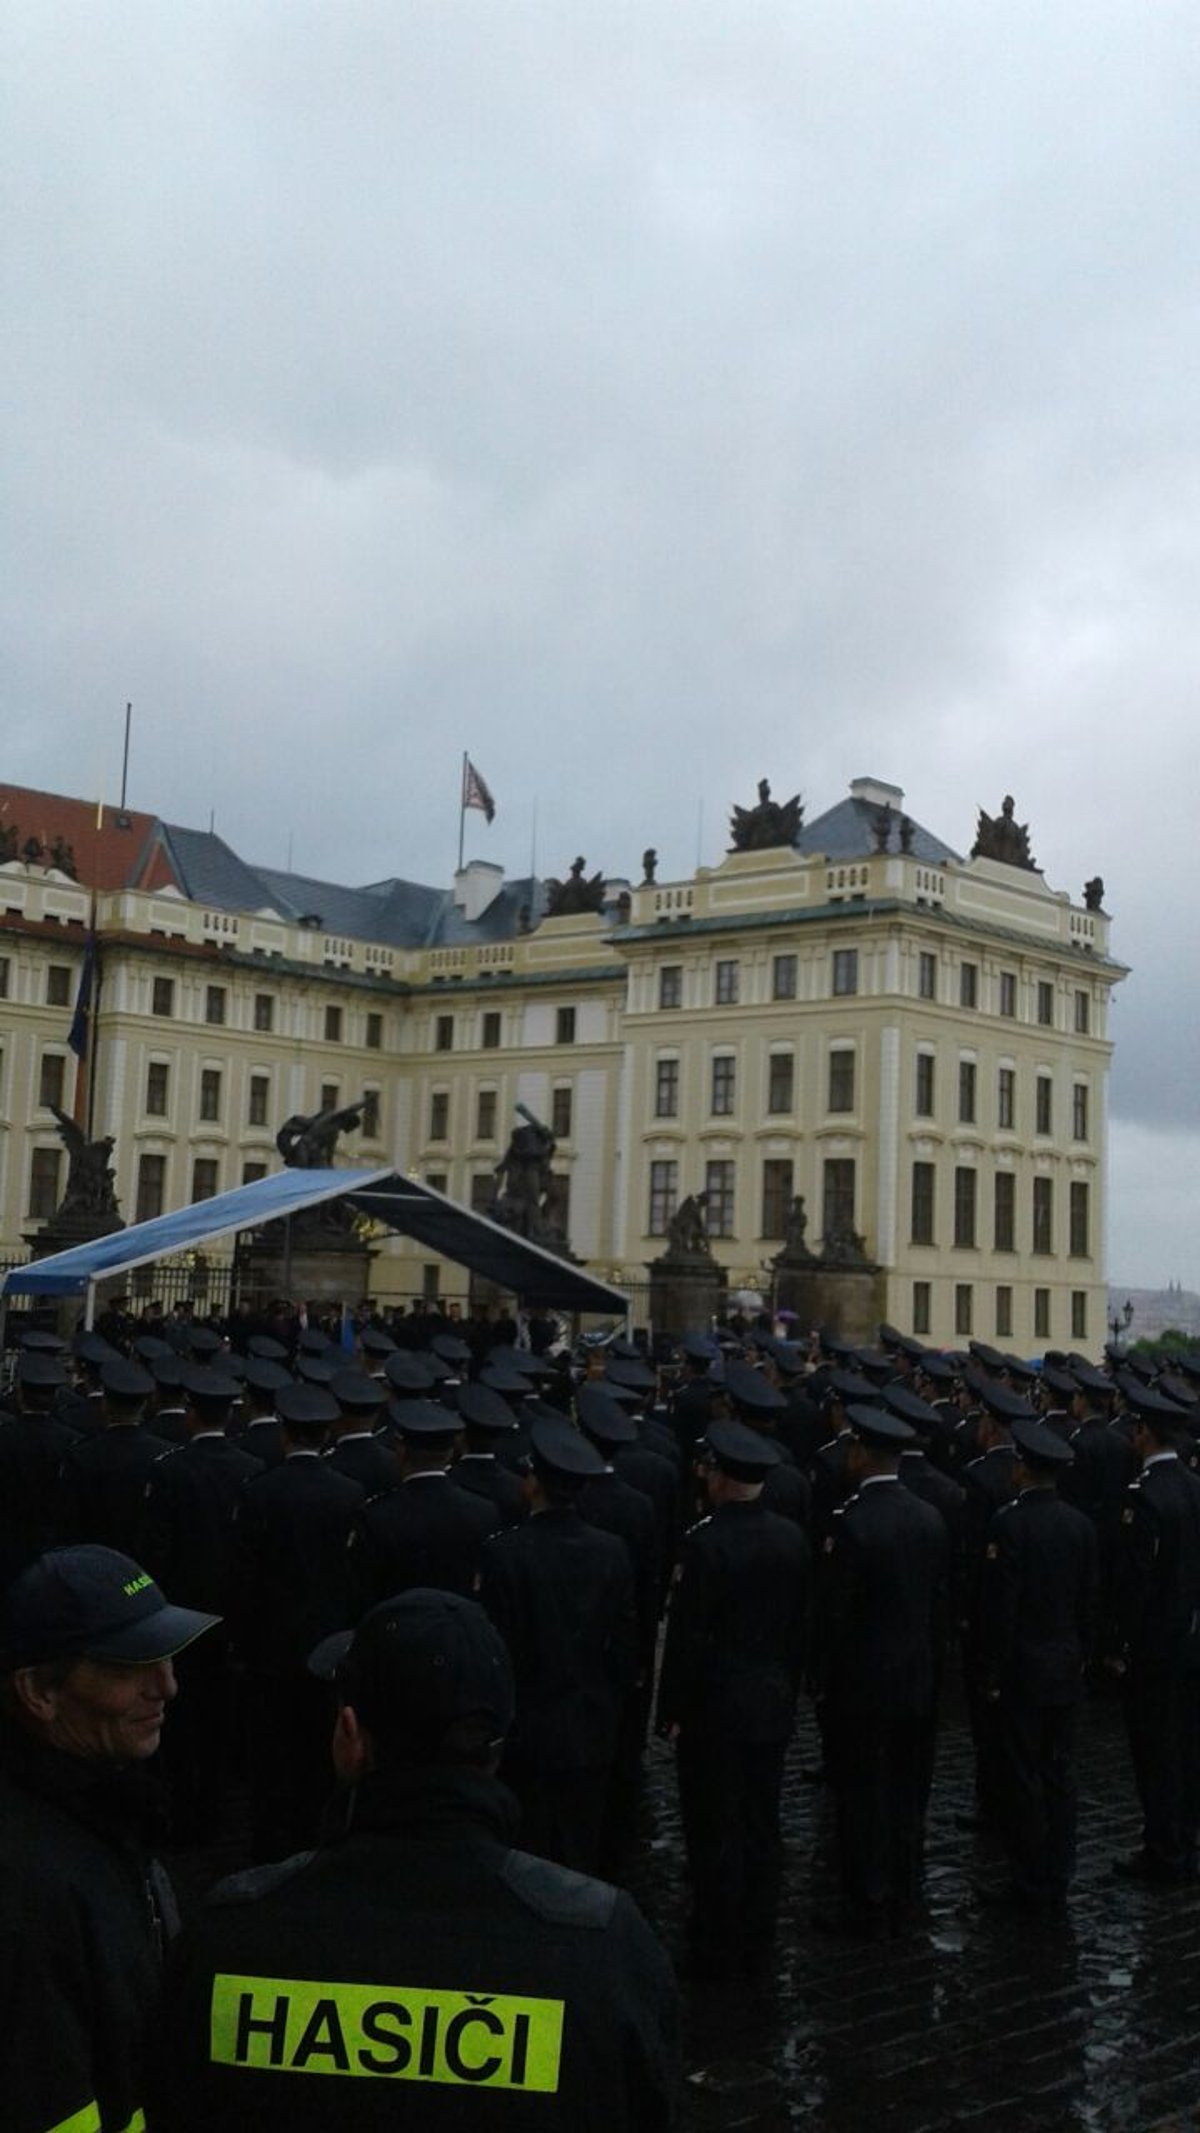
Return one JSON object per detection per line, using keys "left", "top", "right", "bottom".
{"left": 0, "top": 1346, "right": 80, "bottom": 1585}
{"left": 479, "top": 1416, "right": 637, "bottom": 1874}
{"left": 811, "top": 1404, "right": 948, "bottom": 1936}
{"left": 232, "top": 1383, "right": 365, "bottom": 1862}
{"left": 55, "top": 1355, "right": 168, "bottom": 1558}
{"left": 958, "top": 1380, "right": 1024, "bottom": 1830}
{"left": 324, "top": 1367, "right": 398, "bottom": 1494}
{"left": 656, "top": 1417, "right": 810, "bottom": 1979}
{"left": 450, "top": 1382, "right": 527, "bottom": 1527}
{"left": 977, "top": 1418, "right": 1098, "bottom": 1915}
{"left": 148, "top": 1588, "right": 679, "bottom": 2130}
{"left": 0, "top": 1544, "right": 218, "bottom": 2133}
{"left": 1113, "top": 1384, "right": 1200, "bottom": 1883}
{"left": 346, "top": 1398, "right": 501, "bottom": 1619}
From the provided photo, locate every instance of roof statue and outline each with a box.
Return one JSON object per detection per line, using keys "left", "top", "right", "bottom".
{"left": 544, "top": 855, "right": 606, "bottom": 917}
{"left": 971, "top": 794, "right": 1037, "bottom": 871}
{"left": 1084, "top": 876, "right": 1105, "bottom": 912}
{"left": 872, "top": 804, "right": 894, "bottom": 853}
{"left": 641, "top": 847, "right": 658, "bottom": 885}
{"left": 276, "top": 1096, "right": 367, "bottom": 1169}
{"left": 48, "top": 1105, "right": 122, "bottom": 1225}
{"left": 729, "top": 778, "right": 804, "bottom": 853}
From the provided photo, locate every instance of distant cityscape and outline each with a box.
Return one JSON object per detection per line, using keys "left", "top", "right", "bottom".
{"left": 1108, "top": 1280, "right": 1200, "bottom": 1342}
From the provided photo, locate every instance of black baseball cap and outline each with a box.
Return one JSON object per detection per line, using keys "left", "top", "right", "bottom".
{"left": 0, "top": 1546, "right": 220, "bottom": 1669}
{"left": 309, "top": 1589, "right": 514, "bottom": 1761}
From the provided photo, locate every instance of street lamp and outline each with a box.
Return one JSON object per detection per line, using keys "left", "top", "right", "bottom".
{"left": 1109, "top": 1297, "right": 1134, "bottom": 1348}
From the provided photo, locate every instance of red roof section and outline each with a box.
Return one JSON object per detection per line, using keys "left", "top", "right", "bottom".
{"left": 0, "top": 784, "right": 178, "bottom": 893}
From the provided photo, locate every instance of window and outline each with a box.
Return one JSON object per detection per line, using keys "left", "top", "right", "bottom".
{"left": 551, "top": 1085, "right": 573, "bottom": 1139}
{"left": 954, "top": 1166, "right": 977, "bottom": 1249}
{"left": 772, "top": 954, "right": 797, "bottom": 1000}
{"left": 364, "top": 1011, "right": 383, "bottom": 1051}
{"left": 248, "top": 1074, "right": 269, "bottom": 1127}
{"left": 955, "top": 1284, "right": 974, "bottom": 1337}
{"left": 1071, "top": 1292, "right": 1088, "bottom": 1340}
{"left": 1037, "top": 981, "right": 1054, "bottom": 1027}
{"left": 915, "top": 1051, "right": 935, "bottom": 1117}
{"left": 469, "top": 1173, "right": 494, "bottom": 1215}
{"left": 1072, "top": 1083, "right": 1089, "bottom": 1141}
{"left": 435, "top": 1014, "right": 454, "bottom": 1052}
{"left": 711, "top": 1054, "right": 736, "bottom": 1116}
{"left": 994, "top": 1171, "right": 1016, "bottom": 1252}
{"left": 998, "top": 1067, "right": 1015, "bottom": 1131}
{"left": 999, "top": 972, "right": 1017, "bottom": 1018}
{"left": 555, "top": 1006, "right": 576, "bottom": 1045}
{"left": 828, "top": 1048, "right": 855, "bottom": 1113}
{"left": 1032, "top": 1176, "right": 1054, "bottom": 1255}
{"left": 146, "top": 1062, "right": 170, "bottom": 1117}
{"left": 832, "top": 949, "right": 858, "bottom": 997}
{"left": 205, "top": 985, "right": 226, "bottom": 1026}
{"left": 705, "top": 1160, "right": 736, "bottom": 1239}
{"left": 477, "top": 1089, "right": 498, "bottom": 1140}
{"left": 361, "top": 1090, "right": 380, "bottom": 1139}
{"left": 822, "top": 1158, "right": 856, "bottom": 1240}
{"left": 152, "top": 975, "right": 174, "bottom": 1017}
{"left": 39, "top": 1054, "right": 65, "bottom": 1110}
{"left": 426, "top": 1173, "right": 447, "bottom": 1195}
{"left": 959, "top": 962, "right": 978, "bottom": 1009}
{"left": 654, "top": 1058, "right": 680, "bottom": 1117}
{"left": 767, "top": 1051, "right": 794, "bottom": 1114}
{"left": 912, "top": 1282, "right": 931, "bottom": 1336}
{"left": 481, "top": 1011, "right": 501, "bottom": 1050}
{"left": 761, "top": 1159, "right": 794, "bottom": 1239}
{"left": 320, "top": 1082, "right": 339, "bottom": 1114}
{"left": 1035, "top": 1075, "right": 1053, "bottom": 1135}
{"left": 324, "top": 1005, "right": 343, "bottom": 1044}
{"left": 648, "top": 1159, "right": 678, "bottom": 1236}
{"left": 911, "top": 1162, "right": 935, "bottom": 1246}
{"left": 659, "top": 965, "right": 683, "bottom": 1010}
{"left": 1034, "top": 1289, "right": 1051, "bottom": 1339}
{"left": 422, "top": 1264, "right": 441, "bottom": 1302}
{"left": 29, "top": 1147, "right": 62, "bottom": 1220}
{"left": 995, "top": 1286, "right": 1013, "bottom": 1338}
{"left": 242, "top": 1161, "right": 267, "bottom": 1186}
{"left": 191, "top": 1159, "right": 219, "bottom": 1203}
{"left": 136, "top": 1154, "right": 166, "bottom": 1223}
{"left": 429, "top": 1092, "right": 449, "bottom": 1140}
{"left": 47, "top": 964, "right": 71, "bottom": 1007}
{"left": 254, "top": 993, "right": 275, "bottom": 1033}
{"left": 1074, "top": 989, "right": 1090, "bottom": 1035}
{"left": 918, "top": 952, "right": 936, "bottom": 1001}
{"left": 714, "top": 960, "right": 739, "bottom": 1006}
{"left": 1069, "top": 1180, "right": 1090, "bottom": 1258}
{"left": 198, "top": 1069, "right": 221, "bottom": 1123}
{"left": 958, "top": 1059, "right": 977, "bottom": 1124}
{"left": 0, "top": 957, "right": 9, "bottom": 999}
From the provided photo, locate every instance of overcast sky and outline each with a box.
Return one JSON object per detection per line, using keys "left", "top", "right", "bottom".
{"left": 4, "top": 3, "right": 1198, "bottom": 1294}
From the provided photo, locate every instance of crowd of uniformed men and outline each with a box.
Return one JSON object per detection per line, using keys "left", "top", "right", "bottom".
{"left": 3, "top": 1290, "right": 1200, "bottom": 2129}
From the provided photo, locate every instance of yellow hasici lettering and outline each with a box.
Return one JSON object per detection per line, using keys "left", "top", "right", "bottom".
{"left": 210, "top": 1974, "right": 564, "bottom": 2092}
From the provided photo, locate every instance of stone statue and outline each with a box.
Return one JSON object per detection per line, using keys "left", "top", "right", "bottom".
{"left": 0, "top": 823, "right": 18, "bottom": 863}
{"left": 971, "top": 795, "right": 1037, "bottom": 871}
{"left": 729, "top": 778, "right": 804, "bottom": 852}
{"left": 664, "top": 1191, "right": 712, "bottom": 1261}
{"left": 1083, "top": 876, "right": 1105, "bottom": 913}
{"left": 899, "top": 814, "right": 914, "bottom": 854}
{"left": 490, "top": 1104, "right": 568, "bottom": 1251}
{"left": 821, "top": 1223, "right": 871, "bottom": 1268}
{"left": 641, "top": 848, "right": 658, "bottom": 885}
{"left": 276, "top": 1097, "right": 367, "bottom": 1169}
{"left": 21, "top": 835, "right": 43, "bottom": 866}
{"left": 544, "top": 856, "right": 607, "bottom": 917}
{"left": 49, "top": 836, "right": 78, "bottom": 879}
{"left": 773, "top": 1194, "right": 814, "bottom": 1265}
{"left": 872, "top": 804, "right": 893, "bottom": 853}
{"left": 49, "top": 1104, "right": 121, "bottom": 1223}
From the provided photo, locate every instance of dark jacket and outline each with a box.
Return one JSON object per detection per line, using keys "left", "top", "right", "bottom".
{"left": 56, "top": 1422, "right": 174, "bottom": 1558}
{"left": 147, "top": 1765, "right": 679, "bottom": 2132}
{"left": 656, "top": 1499, "right": 810, "bottom": 1741}
{"left": 0, "top": 1725, "right": 177, "bottom": 2133}
{"left": 139, "top": 1434, "right": 264, "bottom": 1613}
{"left": 0, "top": 1407, "right": 80, "bottom": 1584}
{"left": 1117, "top": 1454, "right": 1200, "bottom": 1677}
{"left": 813, "top": 1475, "right": 948, "bottom": 1717}
{"left": 232, "top": 1454, "right": 363, "bottom": 1673}
{"left": 479, "top": 1509, "right": 638, "bottom": 1772}
{"left": 980, "top": 1487, "right": 1099, "bottom": 1704}
{"left": 347, "top": 1473, "right": 501, "bottom": 1619}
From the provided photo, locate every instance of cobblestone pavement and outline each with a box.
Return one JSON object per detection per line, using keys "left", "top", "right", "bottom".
{"left": 171, "top": 1687, "right": 1200, "bottom": 2132}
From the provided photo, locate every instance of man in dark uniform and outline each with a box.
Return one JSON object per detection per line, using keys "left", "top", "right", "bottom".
{"left": 657, "top": 1418, "right": 810, "bottom": 1979}
{"left": 0, "top": 1348, "right": 80, "bottom": 1585}
{"left": 148, "top": 1589, "right": 680, "bottom": 2132}
{"left": 1113, "top": 1382, "right": 1200, "bottom": 1883}
{"left": 237, "top": 1356, "right": 293, "bottom": 1467}
{"left": 977, "top": 1417, "right": 1098, "bottom": 1915}
{"left": 139, "top": 1364, "right": 263, "bottom": 1845}
{"left": 479, "top": 1416, "right": 637, "bottom": 1875}
{"left": 668, "top": 1333, "right": 719, "bottom": 1462}
{"left": 325, "top": 1367, "right": 397, "bottom": 1494}
{"left": 55, "top": 1355, "right": 168, "bottom": 1557}
{"left": 231, "top": 1382, "right": 363, "bottom": 1861}
{"left": 1062, "top": 1363, "right": 1137, "bottom": 1678}
{"left": 346, "top": 1398, "right": 500, "bottom": 1619}
{"left": 812, "top": 1404, "right": 948, "bottom": 1937}
{"left": 576, "top": 1386, "right": 661, "bottom": 1875}
{"left": 959, "top": 1380, "right": 1026, "bottom": 1829}
{"left": 449, "top": 1382, "right": 526, "bottom": 1527}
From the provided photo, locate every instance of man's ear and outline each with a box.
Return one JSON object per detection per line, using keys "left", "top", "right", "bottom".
{"left": 12, "top": 1666, "right": 62, "bottom": 1725}
{"left": 331, "top": 1700, "right": 373, "bottom": 1783}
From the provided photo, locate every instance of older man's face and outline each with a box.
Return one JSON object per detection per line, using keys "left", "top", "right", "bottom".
{"left": 22, "top": 1655, "right": 177, "bottom": 1762}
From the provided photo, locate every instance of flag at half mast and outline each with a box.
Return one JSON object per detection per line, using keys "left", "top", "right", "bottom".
{"left": 462, "top": 756, "right": 496, "bottom": 823}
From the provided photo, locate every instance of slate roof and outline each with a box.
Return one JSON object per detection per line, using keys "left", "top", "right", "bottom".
{"left": 795, "top": 794, "right": 962, "bottom": 867}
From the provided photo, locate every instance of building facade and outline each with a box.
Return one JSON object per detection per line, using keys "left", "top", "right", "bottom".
{"left": 0, "top": 775, "right": 1125, "bottom": 1351}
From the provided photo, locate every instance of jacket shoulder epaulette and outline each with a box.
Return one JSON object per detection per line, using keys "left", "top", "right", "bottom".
{"left": 207, "top": 1850, "right": 318, "bottom": 1907}
{"left": 500, "top": 1847, "right": 618, "bottom": 1929}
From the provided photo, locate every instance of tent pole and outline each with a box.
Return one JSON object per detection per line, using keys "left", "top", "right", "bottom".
{"left": 84, "top": 1282, "right": 96, "bottom": 1332}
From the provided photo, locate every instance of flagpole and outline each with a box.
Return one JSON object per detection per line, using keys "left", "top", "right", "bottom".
{"left": 458, "top": 752, "right": 467, "bottom": 873}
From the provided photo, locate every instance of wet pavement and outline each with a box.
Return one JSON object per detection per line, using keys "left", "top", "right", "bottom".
{"left": 172, "top": 1686, "right": 1200, "bottom": 2131}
